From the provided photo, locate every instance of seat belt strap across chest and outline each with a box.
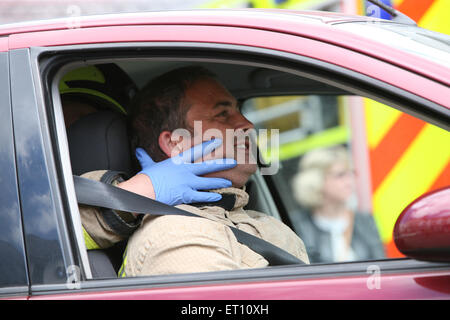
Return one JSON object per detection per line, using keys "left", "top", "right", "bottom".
{"left": 73, "top": 175, "right": 304, "bottom": 266}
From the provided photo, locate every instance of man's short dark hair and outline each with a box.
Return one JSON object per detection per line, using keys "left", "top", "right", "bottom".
{"left": 128, "top": 66, "right": 216, "bottom": 162}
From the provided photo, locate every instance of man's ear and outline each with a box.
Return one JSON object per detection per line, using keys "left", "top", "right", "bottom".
{"left": 158, "top": 130, "right": 184, "bottom": 158}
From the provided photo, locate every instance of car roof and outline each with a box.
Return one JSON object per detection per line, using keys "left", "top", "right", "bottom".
{"left": 1, "top": 9, "right": 448, "bottom": 87}
{"left": 0, "top": 9, "right": 385, "bottom": 37}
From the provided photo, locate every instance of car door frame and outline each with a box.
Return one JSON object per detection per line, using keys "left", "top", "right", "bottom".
{"left": 0, "top": 50, "right": 30, "bottom": 300}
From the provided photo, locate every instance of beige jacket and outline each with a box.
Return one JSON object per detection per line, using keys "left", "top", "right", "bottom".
{"left": 79, "top": 170, "right": 141, "bottom": 249}
{"left": 79, "top": 170, "right": 310, "bottom": 277}
{"left": 122, "top": 187, "right": 309, "bottom": 277}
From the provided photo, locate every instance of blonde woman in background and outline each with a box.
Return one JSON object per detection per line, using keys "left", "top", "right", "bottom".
{"left": 290, "top": 146, "right": 384, "bottom": 263}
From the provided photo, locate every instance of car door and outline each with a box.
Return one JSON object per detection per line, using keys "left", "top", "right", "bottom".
{"left": 7, "top": 18, "right": 449, "bottom": 300}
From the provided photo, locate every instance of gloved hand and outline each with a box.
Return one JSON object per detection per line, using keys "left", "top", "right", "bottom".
{"left": 136, "top": 138, "right": 237, "bottom": 205}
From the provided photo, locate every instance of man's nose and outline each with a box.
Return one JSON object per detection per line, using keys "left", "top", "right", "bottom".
{"left": 234, "top": 113, "right": 254, "bottom": 131}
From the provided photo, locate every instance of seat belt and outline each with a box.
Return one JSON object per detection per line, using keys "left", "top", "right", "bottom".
{"left": 73, "top": 175, "right": 304, "bottom": 266}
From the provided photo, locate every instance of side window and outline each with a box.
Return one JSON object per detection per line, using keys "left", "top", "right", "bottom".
{"left": 47, "top": 55, "right": 448, "bottom": 281}
{"left": 242, "top": 94, "right": 450, "bottom": 264}
{"left": 0, "top": 52, "right": 28, "bottom": 290}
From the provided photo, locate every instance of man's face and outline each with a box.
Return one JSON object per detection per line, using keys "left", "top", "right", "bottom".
{"left": 180, "top": 77, "right": 257, "bottom": 187}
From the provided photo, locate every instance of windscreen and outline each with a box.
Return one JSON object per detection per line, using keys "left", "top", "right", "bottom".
{"left": 335, "top": 22, "right": 450, "bottom": 66}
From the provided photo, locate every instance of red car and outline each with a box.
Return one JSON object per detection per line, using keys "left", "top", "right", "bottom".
{"left": 0, "top": 7, "right": 449, "bottom": 302}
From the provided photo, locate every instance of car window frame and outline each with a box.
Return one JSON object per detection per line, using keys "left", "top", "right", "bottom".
{"left": 0, "top": 51, "right": 29, "bottom": 299}
{"left": 31, "top": 40, "right": 450, "bottom": 297}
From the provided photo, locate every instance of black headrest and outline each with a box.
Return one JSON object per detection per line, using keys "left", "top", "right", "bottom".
{"left": 67, "top": 110, "right": 133, "bottom": 177}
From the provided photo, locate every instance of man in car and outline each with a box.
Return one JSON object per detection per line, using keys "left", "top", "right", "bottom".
{"left": 112, "top": 66, "right": 310, "bottom": 276}
{"left": 62, "top": 65, "right": 239, "bottom": 250}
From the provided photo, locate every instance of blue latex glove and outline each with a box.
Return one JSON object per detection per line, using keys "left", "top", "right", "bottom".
{"left": 136, "top": 138, "right": 237, "bottom": 205}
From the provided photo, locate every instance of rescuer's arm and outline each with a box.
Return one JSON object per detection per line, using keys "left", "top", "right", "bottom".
{"left": 79, "top": 139, "right": 237, "bottom": 249}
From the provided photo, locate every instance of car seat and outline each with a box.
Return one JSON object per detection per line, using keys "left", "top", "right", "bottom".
{"left": 62, "top": 63, "right": 138, "bottom": 278}
{"left": 68, "top": 110, "right": 133, "bottom": 278}
{"left": 68, "top": 110, "right": 134, "bottom": 177}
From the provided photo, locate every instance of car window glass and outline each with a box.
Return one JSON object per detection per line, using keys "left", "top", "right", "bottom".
{"left": 241, "top": 95, "right": 450, "bottom": 264}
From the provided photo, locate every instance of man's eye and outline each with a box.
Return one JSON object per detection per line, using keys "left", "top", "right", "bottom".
{"left": 216, "top": 111, "right": 228, "bottom": 118}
